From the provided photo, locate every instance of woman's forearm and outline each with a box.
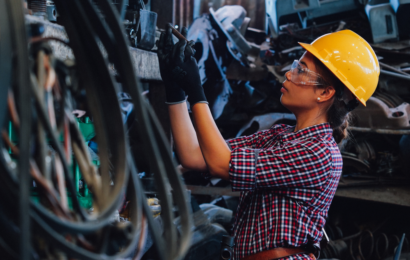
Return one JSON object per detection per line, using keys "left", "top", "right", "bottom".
{"left": 168, "top": 102, "right": 207, "bottom": 171}
{"left": 191, "top": 103, "right": 231, "bottom": 180}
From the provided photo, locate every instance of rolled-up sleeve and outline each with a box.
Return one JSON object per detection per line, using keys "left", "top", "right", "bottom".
{"left": 229, "top": 148, "right": 258, "bottom": 191}
{"left": 229, "top": 138, "right": 332, "bottom": 192}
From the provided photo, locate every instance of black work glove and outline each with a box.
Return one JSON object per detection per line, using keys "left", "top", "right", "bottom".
{"left": 168, "top": 31, "right": 208, "bottom": 106}
{"left": 157, "top": 26, "right": 186, "bottom": 104}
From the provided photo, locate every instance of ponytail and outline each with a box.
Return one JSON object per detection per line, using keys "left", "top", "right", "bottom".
{"left": 327, "top": 98, "right": 352, "bottom": 143}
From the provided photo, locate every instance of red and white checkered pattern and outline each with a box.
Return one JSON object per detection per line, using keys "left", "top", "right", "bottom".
{"left": 227, "top": 123, "right": 342, "bottom": 260}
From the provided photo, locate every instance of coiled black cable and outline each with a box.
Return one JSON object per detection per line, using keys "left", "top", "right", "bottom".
{"left": 0, "top": 0, "right": 193, "bottom": 259}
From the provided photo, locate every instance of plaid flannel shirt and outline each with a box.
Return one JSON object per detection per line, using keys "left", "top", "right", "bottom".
{"left": 227, "top": 123, "right": 342, "bottom": 260}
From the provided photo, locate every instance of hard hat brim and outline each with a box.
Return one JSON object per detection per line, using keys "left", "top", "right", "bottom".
{"left": 298, "top": 42, "right": 367, "bottom": 107}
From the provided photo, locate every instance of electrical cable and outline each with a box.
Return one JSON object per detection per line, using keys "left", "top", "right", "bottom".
{"left": 0, "top": 2, "right": 135, "bottom": 259}
{"left": 4, "top": 1, "right": 33, "bottom": 259}
{"left": 0, "top": 0, "right": 193, "bottom": 259}
{"left": 0, "top": 0, "right": 13, "bottom": 129}
{"left": 70, "top": 0, "right": 192, "bottom": 258}
{"left": 88, "top": 1, "right": 192, "bottom": 258}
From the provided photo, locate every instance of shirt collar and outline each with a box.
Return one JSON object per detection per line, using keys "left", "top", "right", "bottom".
{"left": 280, "top": 123, "right": 333, "bottom": 142}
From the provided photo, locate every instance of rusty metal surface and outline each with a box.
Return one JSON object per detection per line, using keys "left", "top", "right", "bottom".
{"left": 129, "top": 47, "right": 161, "bottom": 80}
{"left": 25, "top": 14, "right": 161, "bottom": 80}
{"left": 335, "top": 186, "right": 410, "bottom": 207}
{"left": 348, "top": 127, "right": 410, "bottom": 135}
{"left": 187, "top": 184, "right": 410, "bottom": 207}
{"left": 352, "top": 97, "right": 410, "bottom": 129}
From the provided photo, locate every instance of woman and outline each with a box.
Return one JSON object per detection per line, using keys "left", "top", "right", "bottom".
{"left": 157, "top": 27, "right": 379, "bottom": 260}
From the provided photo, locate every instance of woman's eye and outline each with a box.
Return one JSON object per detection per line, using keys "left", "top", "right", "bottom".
{"left": 297, "top": 67, "right": 304, "bottom": 74}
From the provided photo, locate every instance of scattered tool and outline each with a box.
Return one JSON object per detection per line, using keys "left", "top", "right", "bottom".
{"left": 168, "top": 22, "right": 187, "bottom": 41}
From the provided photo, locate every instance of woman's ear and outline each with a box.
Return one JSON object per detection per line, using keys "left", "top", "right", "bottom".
{"left": 318, "top": 85, "right": 336, "bottom": 102}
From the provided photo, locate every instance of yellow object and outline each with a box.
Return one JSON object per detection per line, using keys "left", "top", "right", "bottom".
{"left": 147, "top": 198, "right": 161, "bottom": 217}
{"left": 299, "top": 30, "right": 380, "bottom": 106}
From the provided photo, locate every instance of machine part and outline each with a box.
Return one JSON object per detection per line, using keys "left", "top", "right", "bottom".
{"left": 46, "top": 3, "right": 57, "bottom": 22}
{"left": 265, "top": 0, "right": 320, "bottom": 38}
{"left": 209, "top": 6, "right": 252, "bottom": 65}
{"left": 199, "top": 204, "right": 233, "bottom": 228}
{"left": 187, "top": 14, "right": 233, "bottom": 119}
{"left": 265, "top": 0, "right": 358, "bottom": 38}
{"left": 187, "top": 15, "right": 213, "bottom": 86}
{"left": 355, "top": 140, "right": 377, "bottom": 162}
{"left": 226, "top": 81, "right": 267, "bottom": 112}
{"left": 28, "top": 0, "right": 47, "bottom": 15}
{"left": 321, "top": 239, "right": 348, "bottom": 259}
{"left": 172, "top": 210, "right": 229, "bottom": 260}
{"left": 299, "top": 30, "right": 380, "bottom": 106}
{"left": 235, "top": 113, "right": 296, "bottom": 137}
{"left": 226, "top": 60, "right": 269, "bottom": 81}
{"left": 376, "top": 233, "right": 390, "bottom": 259}
{"left": 390, "top": 0, "right": 410, "bottom": 40}
{"left": 348, "top": 230, "right": 373, "bottom": 260}
{"left": 352, "top": 97, "right": 410, "bottom": 129}
{"left": 358, "top": 229, "right": 375, "bottom": 260}
{"left": 380, "top": 62, "right": 410, "bottom": 76}
{"left": 373, "top": 92, "right": 404, "bottom": 108}
{"left": 377, "top": 151, "right": 401, "bottom": 175}
{"left": 137, "top": 10, "right": 157, "bottom": 50}
{"left": 341, "top": 154, "right": 371, "bottom": 174}
{"left": 393, "top": 234, "right": 406, "bottom": 260}
{"left": 348, "top": 126, "right": 410, "bottom": 134}
{"left": 381, "top": 69, "right": 410, "bottom": 81}
{"left": 365, "top": 2, "right": 399, "bottom": 43}
{"left": 220, "top": 235, "right": 235, "bottom": 260}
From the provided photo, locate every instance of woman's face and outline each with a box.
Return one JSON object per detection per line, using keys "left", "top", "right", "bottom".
{"left": 280, "top": 51, "right": 325, "bottom": 113}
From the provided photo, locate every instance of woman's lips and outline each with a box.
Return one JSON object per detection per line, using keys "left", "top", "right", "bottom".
{"left": 281, "top": 85, "right": 288, "bottom": 93}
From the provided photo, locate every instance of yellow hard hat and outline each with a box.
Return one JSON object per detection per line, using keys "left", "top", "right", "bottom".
{"left": 299, "top": 30, "right": 380, "bottom": 106}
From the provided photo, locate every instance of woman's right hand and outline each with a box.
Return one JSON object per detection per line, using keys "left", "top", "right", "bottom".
{"left": 156, "top": 25, "right": 186, "bottom": 104}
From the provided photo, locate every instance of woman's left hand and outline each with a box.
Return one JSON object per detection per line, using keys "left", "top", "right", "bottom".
{"left": 168, "top": 35, "right": 207, "bottom": 106}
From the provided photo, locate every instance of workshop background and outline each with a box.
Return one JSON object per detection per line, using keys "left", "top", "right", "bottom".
{"left": 1, "top": 0, "right": 410, "bottom": 260}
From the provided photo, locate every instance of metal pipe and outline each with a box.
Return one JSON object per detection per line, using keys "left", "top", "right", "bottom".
{"left": 380, "top": 62, "right": 410, "bottom": 76}
{"left": 381, "top": 69, "right": 410, "bottom": 81}
{"left": 348, "top": 126, "right": 410, "bottom": 135}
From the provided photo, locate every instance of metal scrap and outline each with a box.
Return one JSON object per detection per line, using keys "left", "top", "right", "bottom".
{"left": 352, "top": 97, "right": 410, "bottom": 129}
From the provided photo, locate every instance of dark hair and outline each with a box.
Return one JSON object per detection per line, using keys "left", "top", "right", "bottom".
{"left": 312, "top": 56, "right": 352, "bottom": 144}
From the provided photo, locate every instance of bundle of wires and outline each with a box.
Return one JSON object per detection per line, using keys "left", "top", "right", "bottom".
{"left": 0, "top": 0, "right": 192, "bottom": 259}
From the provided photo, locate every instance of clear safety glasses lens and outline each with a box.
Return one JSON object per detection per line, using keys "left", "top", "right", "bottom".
{"left": 289, "top": 60, "right": 328, "bottom": 86}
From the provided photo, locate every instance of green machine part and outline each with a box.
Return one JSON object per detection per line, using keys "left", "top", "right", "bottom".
{"left": 10, "top": 117, "right": 98, "bottom": 210}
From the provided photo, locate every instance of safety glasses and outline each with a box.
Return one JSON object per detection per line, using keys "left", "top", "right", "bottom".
{"left": 289, "top": 60, "right": 329, "bottom": 86}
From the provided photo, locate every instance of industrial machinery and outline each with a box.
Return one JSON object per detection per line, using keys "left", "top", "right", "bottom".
{"left": 0, "top": 1, "right": 193, "bottom": 259}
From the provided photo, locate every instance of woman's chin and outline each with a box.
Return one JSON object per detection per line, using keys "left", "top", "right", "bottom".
{"left": 280, "top": 95, "right": 290, "bottom": 108}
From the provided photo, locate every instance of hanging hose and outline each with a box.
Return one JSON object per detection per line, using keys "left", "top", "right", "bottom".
{"left": 0, "top": 0, "right": 192, "bottom": 259}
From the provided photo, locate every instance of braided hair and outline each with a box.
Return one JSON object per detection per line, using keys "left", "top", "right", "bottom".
{"left": 312, "top": 56, "right": 355, "bottom": 144}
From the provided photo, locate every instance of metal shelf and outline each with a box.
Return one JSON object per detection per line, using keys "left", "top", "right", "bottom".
{"left": 25, "top": 15, "right": 162, "bottom": 81}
